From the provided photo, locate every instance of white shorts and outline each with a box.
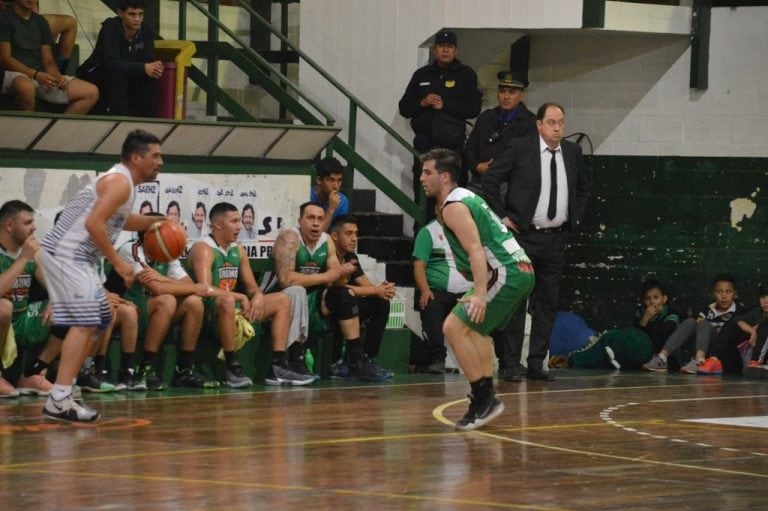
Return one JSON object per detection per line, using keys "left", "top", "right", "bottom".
{"left": 39, "top": 250, "right": 111, "bottom": 328}
{"left": 1, "top": 71, "right": 73, "bottom": 104}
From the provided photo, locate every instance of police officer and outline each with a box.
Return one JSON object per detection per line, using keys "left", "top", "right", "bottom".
{"left": 465, "top": 71, "right": 536, "bottom": 195}
{"left": 398, "top": 29, "right": 482, "bottom": 224}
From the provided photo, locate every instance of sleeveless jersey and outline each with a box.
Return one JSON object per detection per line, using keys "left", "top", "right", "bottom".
{"left": 292, "top": 228, "right": 329, "bottom": 294}
{"left": 0, "top": 245, "right": 36, "bottom": 318}
{"left": 42, "top": 163, "right": 135, "bottom": 265}
{"left": 196, "top": 236, "right": 241, "bottom": 292}
{"left": 442, "top": 187, "right": 528, "bottom": 278}
{"left": 412, "top": 220, "right": 471, "bottom": 294}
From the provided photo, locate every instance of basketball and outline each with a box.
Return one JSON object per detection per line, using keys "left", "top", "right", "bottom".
{"left": 143, "top": 221, "right": 187, "bottom": 262}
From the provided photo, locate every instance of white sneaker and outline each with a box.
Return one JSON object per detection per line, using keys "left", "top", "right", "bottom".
{"left": 43, "top": 394, "right": 100, "bottom": 423}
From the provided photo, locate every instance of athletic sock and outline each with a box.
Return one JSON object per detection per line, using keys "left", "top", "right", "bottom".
{"left": 93, "top": 355, "right": 106, "bottom": 373}
{"left": 658, "top": 353, "right": 667, "bottom": 362}
{"left": 121, "top": 352, "right": 135, "bottom": 371}
{"left": 141, "top": 350, "right": 159, "bottom": 367}
{"left": 346, "top": 339, "right": 364, "bottom": 361}
{"left": 177, "top": 350, "right": 195, "bottom": 370}
{"left": 51, "top": 384, "right": 72, "bottom": 401}
{"left": 272, "top": 351, "right": 288, "bottom": 367}
{"left": 470, "top": 378, "right": 491, "bottom": 402}
{"left": 224, "top": 351, "right": 237, "bottom": 367}
{"left": 25, "top": 358, "right": 49, "bottom": 377}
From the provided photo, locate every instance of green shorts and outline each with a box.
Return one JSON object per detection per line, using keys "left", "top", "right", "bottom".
{"left": 452, "top": 261, "right": 535, "bottom": 336}
{"left": 12, "top": 300, "right": 51, "bottom": 347}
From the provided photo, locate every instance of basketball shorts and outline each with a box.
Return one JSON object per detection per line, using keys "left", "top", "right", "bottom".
{"left": 452, "top": 261, "right": 535, "bottom": 336}
{"left": 39, "top": 251, "right": 112, "bottom": 328}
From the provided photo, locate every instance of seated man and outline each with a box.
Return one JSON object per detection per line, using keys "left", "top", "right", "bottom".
{"left": 0, "top": 200, "right": 48, "bottom": 397}
{"left": 187, "top": 202, "right": 314, "bottom": 387}
{"left": 76, "top": 0, "right": 161, "bottom": 116}
{"left": 118, "top": 213, "right": 229, "bottom": 388}
{"left": 329, "top": 215, "right": 394, "bottom": 378}
{"left": 0, "top": 0, "right": 98, "bottom": 113}
{"left": 310, "top": 156, "right": 349, "bottom": 232}
{"left": 272, "top": 201, "right": 389, "bottom": 382}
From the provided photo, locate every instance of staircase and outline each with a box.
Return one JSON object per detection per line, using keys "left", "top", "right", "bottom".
{"left": 352, "top": 189, "right": 414, "bottom": 287}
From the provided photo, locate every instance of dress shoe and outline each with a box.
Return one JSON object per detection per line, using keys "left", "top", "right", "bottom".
{"left": 500, "top": 365, "right": 523, "bottom": 382}
{"left": 526, "top": 367, "right": 555, "bottom": 381}
{"left": 426, "top": 360, "right": 446, "bottom": 374}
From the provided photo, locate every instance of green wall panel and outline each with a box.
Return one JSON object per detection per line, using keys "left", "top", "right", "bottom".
{"left": 564, "top": 155, "right": 768, "bottom": 331}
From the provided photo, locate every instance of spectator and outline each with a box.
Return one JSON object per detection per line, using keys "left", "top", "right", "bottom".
{"left": 643, "top": 273, "right": 746, "bottom": 374}
{"left": 634, "top": 278, "right": 680, "bottom": 354}
{"left": 187, "top": 202, "right": 314, "bottom": 387}
{"left": 310, "top": 156, "right": 349, "bottom": 232}
{"left": 0, "top": 0, "right": 98, "bottom": 113}
{"left": 271, "top": 201, "right": 390, "bottom": 382}
{"left": 411, "top": 214, "right": 471, "bottom": 374}
{"left": 329, "top": 214, "right": 394, "bottom": 379}
{"left": 76, "top": 0, "right": 161, "bottom": 117}
{"left": 399, "top": 29, "right": 482, "bottom": 224}
{"left": 713, "top": 282, "right": 768, "bottom": 374}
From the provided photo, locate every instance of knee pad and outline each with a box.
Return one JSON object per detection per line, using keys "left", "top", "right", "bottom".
{"left": 324, "top": 287, "right": 358, "bottom": 320}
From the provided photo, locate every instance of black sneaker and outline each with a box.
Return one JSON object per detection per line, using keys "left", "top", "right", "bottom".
{"left": 349, "top": 356, "right": 391, "bottom": 382}
{"left": 289, "top": 354, "right": 314, "bottom": 377}
{"left": 172, "top": 366, "right": 220, "bottom": 388}
{"left": 118, "top": 367, "right": 148, "bottom": 391}
{"left": 138, "top": 364, "right": 167, "bottom": 391}
{"left": 455, "top": 393, "right": 505, "bottom": 431}
{"left": 223, "top": 362, "right": 252, "bottom": 388}
{"left": 76, "top": 367, "right": 116, "bottom": 393}
{"left": 265, "top": 363, "right": 315, "bottom": 386}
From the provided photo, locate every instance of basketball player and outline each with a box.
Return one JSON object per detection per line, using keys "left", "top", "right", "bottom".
{"left": 39, "top": 129, "right": 164, "bottom": 423}
{"left": 419, "top": 148, "right": 534, "bottom": 431}
{"left": 187, "top": 202, "right": 314, "bottom": 387}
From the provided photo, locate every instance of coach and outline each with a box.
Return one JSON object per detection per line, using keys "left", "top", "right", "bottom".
{"left": 481, "top": 102, "right": 590, "bottom": 381}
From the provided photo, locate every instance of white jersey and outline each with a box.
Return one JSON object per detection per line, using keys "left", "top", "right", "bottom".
{"left": 42, "top": 163, "right": 136, "bottom": 265}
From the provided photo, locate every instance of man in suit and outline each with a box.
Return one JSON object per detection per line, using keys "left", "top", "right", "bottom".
{"left": 481, "top": 102, "right": 590, "bottom": 381}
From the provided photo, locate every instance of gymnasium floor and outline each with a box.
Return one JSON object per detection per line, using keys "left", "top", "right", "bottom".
{"left": 1, "top": 370, "right": 766, "bottom": 510}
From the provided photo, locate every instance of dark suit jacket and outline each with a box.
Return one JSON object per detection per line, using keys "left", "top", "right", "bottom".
{"left": 481, "top": 135, "right": 590, "bottom": 232}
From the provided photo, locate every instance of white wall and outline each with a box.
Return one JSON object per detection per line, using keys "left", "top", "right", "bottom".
{"left": 298, "top": 2, "right": 768, "bottom": 219}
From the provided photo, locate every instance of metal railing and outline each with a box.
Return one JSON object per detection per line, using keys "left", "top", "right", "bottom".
{"left": 177, "top": 0, "right": 424, "bottom": 224}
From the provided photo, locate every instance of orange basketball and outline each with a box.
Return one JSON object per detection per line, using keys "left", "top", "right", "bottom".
{"left": 143, "top": 221, "right": 187, "bottom": 262}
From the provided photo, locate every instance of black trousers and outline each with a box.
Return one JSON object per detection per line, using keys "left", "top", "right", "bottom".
{"left": 415, "top": 288, "right": 463, "bottom": 364}
{"left": 495, "top": 228, "right": 568, "bottom": 371}
{"left": 711, "top": 320, "right": 753, "bottom": 374}
{"left": 358, "top": 296, "right": 390, "bottom": 359}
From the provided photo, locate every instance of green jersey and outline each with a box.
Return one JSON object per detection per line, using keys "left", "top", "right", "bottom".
{"left": 292, "top": 228, "right": 329, "bottom": 294}
{"left": 412, "top": 220, "right": 471, "bottom": 294}
{"left": 190, "top": 236, "right": 241, "bottom": 292}
{"left": 0, "top": 245, "right": 36, "bottom": 318}
{"left": 442, "top": 187, "right": 529, "bottom": 277}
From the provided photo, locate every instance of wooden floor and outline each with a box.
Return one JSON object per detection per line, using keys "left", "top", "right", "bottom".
{"left": 1, "top": 370, "right": 767, "bottom": 510}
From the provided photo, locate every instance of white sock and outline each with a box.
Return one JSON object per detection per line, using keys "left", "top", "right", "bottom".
{"left": 51, "top": 384, "right": 72, "bottom": 401}
{"left": 658, "top": 353, "right": 667, "bottom": 362}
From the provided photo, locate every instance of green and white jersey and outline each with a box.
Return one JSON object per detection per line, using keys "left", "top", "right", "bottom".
{"left": 442, "top": 187, "right": 529, "bottom": 278}
{"left": 118, "top": 240, "right": 188, "bottom": 300}
{"left": 0, "top": 244, "right": 35, "bottom": 318}
{"left": 292, "top": 227, "right": 329, "bottom": 294}
{"left": 412, "top": 220, "right": 471, "bottom": 294}
{"left": 190, "top": 236, "right": 241, "bottom": 292}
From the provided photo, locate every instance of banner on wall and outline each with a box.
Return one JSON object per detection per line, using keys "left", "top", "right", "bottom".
{"left": 3, "top": 167, "right": 308, "bottom": 260}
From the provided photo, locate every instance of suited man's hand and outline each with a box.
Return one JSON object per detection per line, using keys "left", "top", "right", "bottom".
{"left": 503, "top": 216, "right": 519, "bottom": 234}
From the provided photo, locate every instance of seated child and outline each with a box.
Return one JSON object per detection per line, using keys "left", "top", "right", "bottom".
{"left": 643, "top": 273, "right": 745, "bottom": 374}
